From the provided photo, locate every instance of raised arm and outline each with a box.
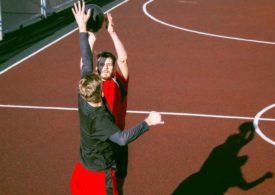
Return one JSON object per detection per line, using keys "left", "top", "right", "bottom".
{"left": 80, "top": 32, "right": 96, "bottom": 73}
{"left": 107, "top": 13, "right": 128, "bottom": 79}
{"left": 72, "top": 0, "right": 93, "bottom": 78}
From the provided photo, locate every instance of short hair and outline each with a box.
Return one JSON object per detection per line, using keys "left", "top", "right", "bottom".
{"left": 79, "top": 73, "right": 102, "bottom": 103}
{"left": 97, "top": 51, "right": 117, "bottom": 66}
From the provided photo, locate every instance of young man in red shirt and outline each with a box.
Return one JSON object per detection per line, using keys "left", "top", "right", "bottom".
{"left": 85, "top": 13, "right": 129, "bottom": 195}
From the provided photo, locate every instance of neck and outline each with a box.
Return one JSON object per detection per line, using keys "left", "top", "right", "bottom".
{"left": 88, "top": 101, "right": 102, "bottom": 107}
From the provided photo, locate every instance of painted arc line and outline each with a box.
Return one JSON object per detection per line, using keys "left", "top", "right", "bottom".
{"left": 0, "top": 0, "right": 129, "bottom": 75}
{"left": 253, "top": 104, "right": 275, "bottom": 146}
{"left": 143, "top": 0, "right": 275, "bottom": 45}
{"left": 1, "top": 104, "right": 275, "bottom": 121}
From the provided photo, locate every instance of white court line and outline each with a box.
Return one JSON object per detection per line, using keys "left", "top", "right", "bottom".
{"left": 1, "top": 104, "right": 275, "bottom": 122}
{"left": 179, "top": 0, "right": 197, "bottom": 4}
{"left": 143, "top": 0, "right": 275, "bottom": 45}
{"left": 253, "top": 104, "right": 275, "bottom": 146}
{"left": 0, "top": 0, "right": 129, "bottom": 75}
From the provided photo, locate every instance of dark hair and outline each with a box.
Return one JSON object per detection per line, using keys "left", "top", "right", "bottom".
{"left": 97, "top": 51, "right": 117, "bottom": 66}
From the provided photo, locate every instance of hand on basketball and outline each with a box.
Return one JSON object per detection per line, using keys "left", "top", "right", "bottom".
{"left": 106, "top": 13, "right": 115, "bottom": 34}
{"left": 72, "top": 0, "right": 91, "bottom": 32}
{"left": 145, "top": 111, "right": 165, "bottom": 126}
{"left": 88, "top": 31, "right": 96, "bottom": 47}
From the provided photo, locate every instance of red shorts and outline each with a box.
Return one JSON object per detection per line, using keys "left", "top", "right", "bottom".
{"left": 70, "top": 162, "right": 118, "bottom": 195}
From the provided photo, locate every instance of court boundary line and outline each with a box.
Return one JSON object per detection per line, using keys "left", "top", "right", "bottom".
{"left": 143, "top": 0, "right": 275, "bottom": 45}
{"left": 1, "top": 103, "right": 275, "bottom": 122}
{"left": 0, "top": 0, "right": 129, "bottom": 75}
{"left": 253, "top": 104, "right": 275, "bottom": 146}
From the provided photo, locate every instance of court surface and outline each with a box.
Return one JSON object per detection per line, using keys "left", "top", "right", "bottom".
{"left": 0, "top": 0, "right": 274, "bottom": 194}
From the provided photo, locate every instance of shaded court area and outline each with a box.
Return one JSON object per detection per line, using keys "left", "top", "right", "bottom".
{"left": 0, "top": 0, "right": 275, "bottom": 194}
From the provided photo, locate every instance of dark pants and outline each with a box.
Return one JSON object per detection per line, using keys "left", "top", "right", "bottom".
{"left": 114, "top": 145, "right": 128, "bottom": 195}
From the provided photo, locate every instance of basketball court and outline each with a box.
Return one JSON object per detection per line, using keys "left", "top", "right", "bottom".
{"left": 0, "top": 0, "right": 274, "bottom": 194}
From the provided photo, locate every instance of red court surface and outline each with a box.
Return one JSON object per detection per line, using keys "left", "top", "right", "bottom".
{"left": 0, "top": 0, "right": 275, "bottom": 194}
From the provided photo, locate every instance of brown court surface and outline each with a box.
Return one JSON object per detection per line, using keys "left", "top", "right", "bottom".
{"left": 0, "top": 0, "right": 275, "bottom": 194}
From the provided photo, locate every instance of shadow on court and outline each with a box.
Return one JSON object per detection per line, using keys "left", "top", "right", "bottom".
{"left": 172, "top": 122, "right": 273, "bottom": 195}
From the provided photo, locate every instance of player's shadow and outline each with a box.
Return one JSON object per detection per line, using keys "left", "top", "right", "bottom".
{"left": 172, "top": 122, "right": 273, "bottom": 195}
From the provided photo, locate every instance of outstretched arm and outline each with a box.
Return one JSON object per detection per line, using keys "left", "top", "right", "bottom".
{"left": 238, "top": 172, "right": 273, "bottom": 190}
{"left": 107, "top": 13, "right": 128, "bottom": 79}
{"left": 109, "top": 112, "right": 164, "bottom": 145}
{"left": 72, "top": 0, "right": 93, "bottom": 78}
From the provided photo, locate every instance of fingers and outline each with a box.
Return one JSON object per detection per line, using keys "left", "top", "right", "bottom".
{"left": 72, "top": 0, "right": 85, "bottom": 16}
{"left": 106, "top": 12, "right": 114, "bottom": 31}
{"left": 147, "top": 111, "right": 165, "bottom": 126}
{"left": 72, "top": 1, "right": 78, "bottom": 17}
{"left": 86, "top": 8, "right": 91, "bottom": 19}
{"left": 77, "top": 0, "right": 81, "bottom": 13}
{"left": 156, "top": 113, "right": 165, "bottom": 125}
{"left": 108, "top": 14, "right": 113, "bottom": 25}
{"left": 159, "top": 120, "right": 165, "bottom": 124}
{"left": 72, "top": 1, "right": 80, "bottom": 17}
{"left": 108, "top": 13, "right": 113, "bottom": 21}
{"left": 81, "top": 0, "right": 85, "bottom": 14}
{"left": 72, "top": 0, "right": 89, "bottom": 32}
{"left": 88, "top": 31, "right": 96, "bottom": 37}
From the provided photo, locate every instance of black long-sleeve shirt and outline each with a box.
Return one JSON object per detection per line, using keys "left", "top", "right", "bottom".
{"left": 78, "top": 32, "right": 150, "bottom": 171}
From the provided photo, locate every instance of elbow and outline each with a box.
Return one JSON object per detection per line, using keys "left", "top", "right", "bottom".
{"left": 118, "top": 52, "right": 127, "bottom": 61}
{"left": 118, "top": 57, "right": 127, "bottom": 64}
{"left": 123, "top": 54, "right": 128, "bottom": 61}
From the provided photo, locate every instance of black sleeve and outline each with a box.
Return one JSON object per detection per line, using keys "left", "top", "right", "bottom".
{"left": 80, "top": 32, "right": 93, "bottom": 78}
{"left": 109, "top": 121, "right": 149, "bottom": 146}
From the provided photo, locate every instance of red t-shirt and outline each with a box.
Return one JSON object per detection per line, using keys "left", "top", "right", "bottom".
{"left": 102, "top": 72, "right": 128, "bottom": 130}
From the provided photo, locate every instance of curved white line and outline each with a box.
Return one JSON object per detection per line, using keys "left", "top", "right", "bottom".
{"left": 143, "top": 0, "right": 275, "bottom": 45}
{"left": 253, "top": 104, "right": 275, "bottom": 146}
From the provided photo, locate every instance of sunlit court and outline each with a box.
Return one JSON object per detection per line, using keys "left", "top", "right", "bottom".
{"left": 0, "top": 0, "right": 275, "bottom": 194}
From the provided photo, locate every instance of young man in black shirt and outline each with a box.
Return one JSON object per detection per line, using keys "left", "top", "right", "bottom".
{"left": 70, "top": 1, "right": 164, "bottom": 194}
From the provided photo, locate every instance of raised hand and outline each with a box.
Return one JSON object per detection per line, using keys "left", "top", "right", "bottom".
{"left": 72, "top": 0, "right": 91, "bottom": 32}
{"left": 106, "top": 13, "right": 115, "bottom": 34}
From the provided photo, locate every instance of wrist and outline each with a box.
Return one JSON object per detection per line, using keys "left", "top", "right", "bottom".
{"left": 79, "top": 27, "right": 87, "bottom": 33}
{"left": 144, "top": 118, "right": 151, "bottom": 126}
{"left": 109, "top": 31, "right": 117, "bottom": 36}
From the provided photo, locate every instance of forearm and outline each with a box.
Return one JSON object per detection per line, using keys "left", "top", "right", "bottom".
{"left": 80, "top": 32, "right": 93, "bottom": 77}
{"left": 109, "top": 121, "right": 149, "bottom": 146}
{"left": 110, "top": 32, "right": 127, "bottom": 61}
{"left": 238, "top": 176, "right": 267, "bottom": 190}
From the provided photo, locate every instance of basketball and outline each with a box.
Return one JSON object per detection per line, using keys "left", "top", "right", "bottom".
{"left": 85, "top": 4, "right": 104, "bottom": 32}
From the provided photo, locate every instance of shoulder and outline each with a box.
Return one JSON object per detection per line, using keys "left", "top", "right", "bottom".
{"left": 115, "top": 71, "right": 129, "bottom": 83}
{"left": 93, "top": 108, "right": 115, "bottom": 126}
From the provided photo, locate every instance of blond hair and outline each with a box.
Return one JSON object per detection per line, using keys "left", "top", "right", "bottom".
{"left": 79, "top": 73, "right": 102, "bottom": 103}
